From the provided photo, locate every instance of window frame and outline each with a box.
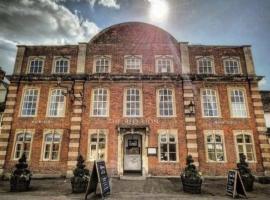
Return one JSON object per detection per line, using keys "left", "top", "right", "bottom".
{"left": 158, "top": 129, "right": 179, "bottom": 163}
{"left": 204, "top": 130, "right": 227, "bottom": 163}
{"left": 93, "top": 55, "right": 111, "bottom": 73}
{"left": 41, "top": 129, "right": 63, "bottom": 161}
{"left": 19, "top": 87, "right": 40, "bottom": 117}
{"left": 228, "top": 87, "right": 249, "bottom": 118}
{"left": 124, "top": 55, "right": 142, "bottom": 73}
{"left": 223, "top": 57, "right": 242, "bottom": 75}
{"left": 88, "top": 129, "right": 108, "bottom": 162}
{"left": 12, "top": 129, "right": 34, "bottom": 161}
{"left": 155, "top": 55, "right": 174, "bottom": 73}
{"left": 196, "top": 56, "right": 215, "bottom": 75}
{"left": 90, "top": 87, "right": 110, "bottom": 117}
{"left": 27, "top": 56, "right": 45, "bottom": 74}
{"left": 233, "top": 130, "right": 257, "bottom": 163}
{"left": 200, "top": 88, "right": 221, "bottom": 118}
{"left": 123, "top": 87, "right": 143, "bottom": 117}
{"left": 52, "top": 56, "right": 70, "bottom": 74}
{"left": 156, "top": 88, "right": 176, "bottom": 118}
{"left": 46, "top": 88, "right": 67, "bottom": 118}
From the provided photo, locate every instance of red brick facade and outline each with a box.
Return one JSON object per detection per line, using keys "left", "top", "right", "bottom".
{"left": 0, "top": 22, "right": 269, "bottom": 177}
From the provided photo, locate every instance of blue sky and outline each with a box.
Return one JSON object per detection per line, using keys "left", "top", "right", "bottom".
{"left": 0, "top": 0, "right": 269, "bottom": 89}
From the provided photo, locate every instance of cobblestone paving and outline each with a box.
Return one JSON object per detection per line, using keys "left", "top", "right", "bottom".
{"left": 0, "top": 178, "right": 269, "bottom": 199}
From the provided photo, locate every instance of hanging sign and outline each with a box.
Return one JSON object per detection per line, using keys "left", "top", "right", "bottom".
{"left": 226, "top": 170, "right": 247, "bottom": 199}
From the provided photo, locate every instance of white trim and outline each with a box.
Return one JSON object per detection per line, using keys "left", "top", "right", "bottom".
{"left": 196, "top": 56, "right": 215, "bottom": 74}
{"left": 155, "top": 55, "right": 174, "bottom": 73}
{"left": 90, "top": 87, "right": 110, "bottom": 117}
{"left": 26, "top": 56, "right": 45, "bottom": 74}
{"left": 19, "top": 87, "right": 40, "bottom": 117}
{"left": 52, "top": 56, "right": 70, "bottom": 74}
{"left": 46, "top": 88, "right": 67, "bottom": 118}
{"left": 124, "top": 55, "right": 142, "bottom": 73}
{"left": 123, "top": 87, "right": 143, "bottom": 117}
{"left": 222, "top": 56, "right": 242, "bottom": 75}
{"left": 93, "top": 55, "right": 111, "bottom": 73}
{"left": 156, "top": 87, "right": 176, "bottom": 118}
{"left": 200, "top": 88, "right": 221, "bottom": 118}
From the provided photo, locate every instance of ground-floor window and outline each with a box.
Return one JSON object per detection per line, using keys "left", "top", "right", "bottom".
{"left": 158, "top": 130, "right": 178, "bottom": 162}
{"left": 204, "top": 130, "right": 226, "bottom": 162}
{"left": 43, "top": 131, "right": 62, "bottom": 161}
{"left": 88, "top": 129, "right": 107, "bottom": 161}
{"left": 235, "top": 131, "right": 256, "bottom": 162}
{"left": 14, "top": 131, "right": 33, "bottom": 160}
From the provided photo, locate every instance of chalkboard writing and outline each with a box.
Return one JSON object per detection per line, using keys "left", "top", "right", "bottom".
{"left": 226, "top": 170, "right": 247, "bottom": 199}
{"left": 85, "top": 161, "right": 110, "bottom": 199}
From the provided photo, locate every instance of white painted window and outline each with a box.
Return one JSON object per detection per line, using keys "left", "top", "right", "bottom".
{"left": 125, "top": 88, "right": 141, "bottom": 117}
{"left": 224, "top": 58, "right": 241, "bottom": 74}
{"left": 48, "top": 89, "right": 66, "bottom": 117}
{"left": 43, "top": 132, "right": 61, "bottom": 160}
{"left": 235, "top": 132, "right": 255, "bottom": 162}
{"left": 94, "top": 57, "right": 110, "bottom": 73}
{"left": 159, "top": 132, "right": 177, "bottom": 162}
{"left": 21, "top": 89, "right": 39, "bottom": 117}
{"left": 197, "top": 57, "right": 214, "bottom": 74}
{"left": 201, "top": 89, "right": 219, "bottom": 117}
{"left": 14, "top": 132, "right": 32, "bottom": 160}
{"left": 156, "top": 58, "right": 173, "bottom": 73}
{"left": 54, "top": 58, "right": 69, "bottom": 74}
{"left": 29, "top": 58, "right": 44, "bottom": 74}
{"left": 92, "top": 88, "right": 108, "bottom": 117}
{"left": 89, "top": 130, "right": 107, "bottom": 161}
{"left": 158, "top": 88, "right": 175, "bottom": 117}
{"left": 205, "top": 131, "right": 225, "bottom": 162}
{"left": 124, "top": 56, "right": 142, "bottom": 73}
{"left": 229, "top": 89, "right": 247, "bottom": 118}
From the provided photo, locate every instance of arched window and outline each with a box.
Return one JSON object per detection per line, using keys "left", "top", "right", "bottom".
{"left": 14, "top": 132, "right": 32, "bottom": 160}
{"left": 124, "top": 88, "right": 142, "bottom": 117}
{"left": 235, "top": 132, "right": 255, "bottom": 162}
{"left": 43, "top": 132, "right": 61, "bottom": 160}
{"left": 205, "top": 131, "right": 225, "bottom": 162}
{"left": 197, "top": 57, "right": 214, "bottom": 74}
{"left": 48, "top": 89, "right": 66, "bottom": 117}
{"left": 91, "top": 88, "right": 109, "bottom": 117}
{"left": 201, "top": 89, "right": 220, "bottom": 117}
{"left": 94, "top": 56, "right": 111, "bottom": 73}
{"left": 54, "top": 57, "right": 69, "bottom": 74}
{"left": 155, "top": 57, "right": 173, "bottom": 73}
{"left": 89, "top": 129, "right": 107, "bottom": 161}
{"left": 28, "top": 57, "right": 44, "bottom": 74}
{"left": 223, "top": 57, "right": 241, "bottom": 74}
{"left": 157, "top": 88, "right": 175, "bottom": 117}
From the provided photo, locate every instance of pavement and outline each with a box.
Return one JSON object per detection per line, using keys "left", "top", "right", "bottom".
{"left": 0, "top": 177, "right": 269, "bottom": 200}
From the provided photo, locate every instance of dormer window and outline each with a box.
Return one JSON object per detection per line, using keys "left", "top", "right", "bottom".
{"left": 223, "top": 57, "right": 241, "bottom": 75}
{"left": 28, "top": 57, "right": 45, "bottom": 74}
{"left": 124, "top": 56, "right": 142, "bottom": 73}
{"left": 53, "top": 57, "right": 70, "bottom": 74}
{"left": 155, "top": 56, "right": 173, "bottom": 73}
{"left": 93, "top": 56, "right": 111, "bottom": 73}
{"left": 197, "top": 56, "right": 214, "bottom": 74}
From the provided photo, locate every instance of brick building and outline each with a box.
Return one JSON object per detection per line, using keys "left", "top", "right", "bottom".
{"left": 0, "top": 22, "right": 269, "bottom": 177}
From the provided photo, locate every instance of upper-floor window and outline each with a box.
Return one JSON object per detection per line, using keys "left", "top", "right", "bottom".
{"left": 201, "top": 89, "right": 220, "bottom": 117}
{"left": 155, "top": 56, "right": 173, "bottom": 73}
{"left": 204, "top": 130, "right": 225, "bottom": 162}
{"left": 124, "top": 88, "right": 142, "bottom": 117}
{"left": 89, "top": 129, "right": 107, "bottom": 161}
{"left": 48, "top": 89, "right": 66, "bottom": 117}
{"left": 223, "top": 57, "right": 241, "bottom": 75}
{"left": 43, "top": 131, "right": 62, "bottom": 161}
{"left": 235, "top": 132, "right": 255, "bottom": 162}
{"left": 93, "top": 56, "right": 111, "bottom": 73}
{"left": 157, "top": 88, "right": 175, "bottom": 117}
{"left": 14, "top": 131, "right": 32, "bottom": 160}
{"left": 28, "top": 57, "right": 45, "bottom": 74}
{"left": 53, "top": 57, "right": 69, "bottom": 74}
{"left": 124, "top": 56, "right": 142, "bottom": 73}
{"left": 159, "top": 130, "right": 178, "bottom": 162}
{"left": 21, "top": 88, "right": 39, "bottom": 117}
{"left": 229, "top": 88, "right": 248, "bottom": 118}
{"left": 197, "top": 56, "right": 214, "bottom": 74}
{"left": 91, "top": 88, "right": 109, "bottom": 117}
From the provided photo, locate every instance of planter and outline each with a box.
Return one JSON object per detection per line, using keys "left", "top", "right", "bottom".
{"left": 71, "top": 176, "right": 89, "bottom": 193}
{"left": 10, "top": 175, "right": 31, "bottom": 192}
{"left": 181, "top": 176, "right": 202, "bottom": 194}
{"left": 241, "top": 175, "right": 254, "bottom": 192}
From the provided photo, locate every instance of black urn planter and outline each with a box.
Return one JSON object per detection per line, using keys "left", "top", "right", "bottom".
{"left": 71, "top": 155, "right": 90, "bottom": 193}
{"left": 181, "top": 155, "right": 202, "bottom": 194}
{"left": 10, "top": 153, "right": 32, "bottom": 192}
{"left": 237, "top": 153, "right": 255, "bottom": 192}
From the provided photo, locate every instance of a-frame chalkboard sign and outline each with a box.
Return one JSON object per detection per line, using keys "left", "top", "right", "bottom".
{"left": 85, "top": 160, "right": 110, "bottom": 200}
{"left": 226, "top": 170, "right": 247, "bottom": 199}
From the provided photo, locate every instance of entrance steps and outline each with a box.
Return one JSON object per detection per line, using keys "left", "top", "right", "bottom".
{"left": 120, "top": 175, "right": 146, "bottom": 180}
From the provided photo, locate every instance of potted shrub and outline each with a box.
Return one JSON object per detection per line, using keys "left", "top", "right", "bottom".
{"left": 71, "top": 155, "right": 90, "bottom": 193}
{"left": 10, "top": 153, "right": 32, "bottom": 192}
{"left": 237, "top": 153, "right": 255, "bottom": 192}
{"left": 181, "top": 155, "right": 202, "bottom": 194}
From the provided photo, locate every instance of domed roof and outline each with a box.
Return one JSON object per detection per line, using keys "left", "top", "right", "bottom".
{"left": 89, "top": 22, "right": 178, "bottom": 44}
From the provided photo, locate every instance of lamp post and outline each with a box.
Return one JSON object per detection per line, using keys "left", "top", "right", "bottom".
{"left": 188, "top": 100, "right": 195, "bottom": 116}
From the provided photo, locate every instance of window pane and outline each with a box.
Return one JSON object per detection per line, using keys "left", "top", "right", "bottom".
{"left": 125, "top": 88, "right": 140, "bottom": 116}
{"left": 159, "top": 89, "right": 174, "bottom": 117}
{"left": 202, "top": 89, "right": 218, "bottom": 117}
{"left": 21, "top": 89, "right": 38, "bottom": 116}
{"left": 92, "top": 88, "right": 108, "bottom": 116}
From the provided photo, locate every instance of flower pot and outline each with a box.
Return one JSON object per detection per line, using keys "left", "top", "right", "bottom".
{"left": 181, "top": 176, "right": 202, "bottom": 194}
{"left": 71, "top": 176, "right": 89, "bottom": 193}
{"left": 241, "top": 175, "right": 254, "bottom": 192}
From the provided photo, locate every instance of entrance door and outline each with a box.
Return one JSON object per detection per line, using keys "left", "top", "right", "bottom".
{"left": 124, "top": 134, "right": 142, "bottom": 172}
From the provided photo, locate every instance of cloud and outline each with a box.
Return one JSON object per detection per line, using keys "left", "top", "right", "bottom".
{"left": 259, "top": 77, "right": 267, "bottom": 89}
{"left": 0, "top": 0, "right": 100, "bottom": 74}
{"left": 87, "top": 0, "right": 120, "bottom": 9}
